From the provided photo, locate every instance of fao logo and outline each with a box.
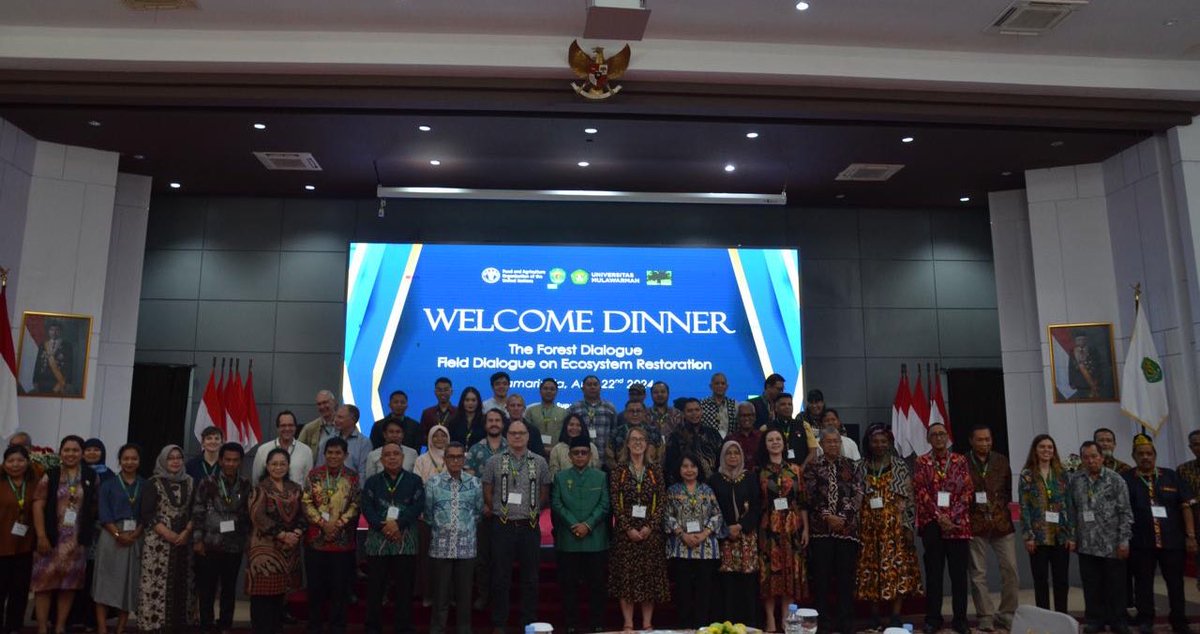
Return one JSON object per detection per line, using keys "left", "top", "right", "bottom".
{"left": 481, "top": 267, "right": 501, "bottom": 284}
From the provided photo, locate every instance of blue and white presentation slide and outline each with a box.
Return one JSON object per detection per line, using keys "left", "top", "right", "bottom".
{"left": 342, "top": 243, "right": 803, "bottom": 429}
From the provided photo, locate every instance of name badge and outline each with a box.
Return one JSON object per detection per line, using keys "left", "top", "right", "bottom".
{"left": 1083, "top": 511, "right": 1096, "bottom": 522}
{"left": 937, "top": 491, "right": 951, "bottom": 508}
{"left": 773, "top": 497, "right": 789, "bottom": 511}
{"left": 1151, "top": 505, "right": 1168, "bottom": 518}
{"left": 506, "top": 492, "right": 523, "bottom": 505}
{"left": 975, "top": 492, "right": 988, "bottom": 504}
{"left": 321, "top": 511, "right": 332, "bottom": 522}
{"left": 1044, "top": 511, "right": 1060, "bottom": 524}
{"left": 787, "top": 449, "right": 795, "bottom": 460}
{"left": 219, "top": 520, "right": 236, "bottom": 533}
{"left": 631, "top": 504, "right": 647, "bottom": 518}
{"left": 589, "top": 429, "right": 597, "bottom": 439}
{"left": 121, "top": 519, "right": 137, "bottom": 532}
{"left": 10, "top": 522, "right": 28, "bottom": 537}
{"left": 63, "top": 509, "right": 78, "bottom": 527}
{"left": 541, "top": 435, "right": 552, "bottom": 446}
{"left": 686, "top": 520, "right": 701, "bottom": 534}
{"left": 869, "top": 497, "right": 884, "bottom": 510}
{"left": 386, "top": 506, "right": 400, "bottom": 521}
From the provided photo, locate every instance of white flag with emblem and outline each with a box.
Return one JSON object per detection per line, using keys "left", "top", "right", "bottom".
{"left": 1120, "top": 302, "right": 1168, "bottom": 432}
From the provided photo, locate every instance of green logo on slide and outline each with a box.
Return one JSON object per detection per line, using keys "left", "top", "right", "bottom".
{"left": 570, "top": 269, "right": 589, "bottom": 285}
{"left": 548, "top": 268, "right": 566, "bottom": 285}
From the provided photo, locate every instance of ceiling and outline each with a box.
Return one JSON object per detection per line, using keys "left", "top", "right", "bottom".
{"left": 2, "top": 0, "right": 1198, "bottom": 60}
{"left": 0, "top": 103, "right": 1147, "bottom": 208}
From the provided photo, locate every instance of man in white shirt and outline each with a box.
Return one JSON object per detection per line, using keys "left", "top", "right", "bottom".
{"left": 251, "top": 410, "right": 314, "bottom": 482}
{"left": 822, "top": 408, "right": 861, "bottom": 461}
{"left": 365, "top": 418, "right": 418, "bottom": 478}
{"left": 481, "top": 371, "right": 510, "bottom": 414}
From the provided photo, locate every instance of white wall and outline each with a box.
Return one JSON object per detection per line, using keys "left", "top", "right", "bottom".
{"left": 0, "top": 116, "right": 149, "bottom": 452}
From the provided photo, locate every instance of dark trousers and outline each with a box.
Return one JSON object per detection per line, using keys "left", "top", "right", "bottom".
{"left": 557, "top": 550, "right": 607, "bottom": 631}
{"left": 808, "top": 537, "right": 860, "bottom": 634}
{"left": 1078, "top": 554, "right": 1127, "bottom": 629}
{"left": 305, "top": 548, "right": 354, "bottom": 634}
{"left": 489, "top": 520, "right": 540, "bottom": 628}
{"left": 670, "top": 559, "right": 717, "bottom": 629}
{"left": 196, "top": 550, "right": 243, "bottom": 628}
{"left": 250, "top": 595, "right": 285, "bottom": 634}
{"left": 473, "top": 522, "right": 491, "bottom": 608}
{"left": 718, "top": 571, "right": 760, "bottom": 628}
{"left": 365, "top": 554, "right": 416, "bottom": 634}
{"left": 430, "top": 558, "right": 474, "bottom": 634}
{"left": 922, "top": 525, "right": 969, "bottom": 630}
{"left": 0, "top": 552, "right": 32, "bottom": 634}
{"left": 67, "top": 558, "right": 96, "bottom": 627}
{"left": 1029, "top": 545, "right": 1069, "bottom": 613}
{"left": 1131, "top": 547, "right": 1188, "bottom": 629}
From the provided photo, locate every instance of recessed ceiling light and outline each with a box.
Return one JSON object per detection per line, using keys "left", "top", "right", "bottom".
{"left": 835, "top": 194, "right": 845, "bottom": 199}
{"left": 724, "top": 164, "right": 736, "bottom": 172}
{"left": 584, "top": 127, "right": 598, "bottom": 134}
{"left": 87, "top": 120, "right": 101, "bottom": 127}
{"left": 429, "top": 160, "right": 441, "bottom": 166}
{"left": 1163, "top": 18, "right": 1179, "bottom": 27}
{"left": 1001, "top": 171, "right": 1013, "bottom": 176}
{"left": 169, "top": 182, "right": 181, "bottom": 189}
{"left": 746, "top": 132, "right": 759, "bottom": 139}
{"left": 133, "top": 154, "right": 145, "bottom": 160}
{"left": 1050, "top": 140, "right": 1064, "bottom": 147}
{"left": 418, "top": 125, "right": 432, "bottom": 132}
{"left": 795, "top": 1, "right": 810, "bottom": 10}
{"left": 901, "top": 136, "right": 915, "bottom": 143}
{"left": 577, "top": 161, "right": 590, "bottom": 167}
{"left": 252, "top": 123, "right": 267, "bottom": 130}
{"left": 960, "top": 196, "right": 971, "bottom": 202}
{"left": 304, "top": 185, "right": 316, "bottom": 191}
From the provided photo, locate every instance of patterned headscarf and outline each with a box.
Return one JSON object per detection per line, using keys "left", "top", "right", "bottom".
{"left": 153, "top": 444, "right": 188, "bottom": 482}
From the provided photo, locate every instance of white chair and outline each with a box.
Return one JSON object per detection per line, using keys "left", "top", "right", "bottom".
{"left": 1009, "top": 604, "right": 1080, "bottom": 634}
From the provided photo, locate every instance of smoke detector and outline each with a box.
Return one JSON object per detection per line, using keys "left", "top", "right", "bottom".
{"left": 253, "top": 152, "right": 323, "bottom": 171}
{"left": 988, "top": 1, "right": 1088, "bottom": 36}
{"left": 122, "top": 0, "right": 198, "bottom": 9}
{"left": 835, "top": 163, "right": 905, "bottom": 182}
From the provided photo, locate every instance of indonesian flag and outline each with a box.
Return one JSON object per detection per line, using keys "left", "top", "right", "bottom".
{"left": 891, "top": 368, "right": 926, "bottom": 457}
{"left": 223, "top": 363, "right": 243, "bottom": 445}
{"left": 1121, "top": 302, "right": 1169, "bottom": 432}
{"left": 193, "top": 363, "right": 224, "bottom": 442}
{"left": 241, "top": 364, "right": 262, "bottom": 448}
{"left": 929, "top": 370, "right": 952, "bottom": 442}
{"left": 0, "top": 283, "right": 18, "bottom": 440}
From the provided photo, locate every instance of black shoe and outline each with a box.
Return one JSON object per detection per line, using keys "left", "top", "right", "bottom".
{"left": 1113, "top": 625, "right": 1132, "bottom": 634}
{"left": 951, "top": 621, "right": 969, "bottom": 634}
{"left": 924, "top": 624, "right": 942, "bottom": 634}
{"left": 1083, "top": 625, "right": 1103, "bottom": 634}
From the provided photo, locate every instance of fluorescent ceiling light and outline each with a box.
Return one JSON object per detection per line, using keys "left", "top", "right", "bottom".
{"left": 418, "top": 125, "right": 432, "bottom": 132}
{"left": 377, "top": 186, "right": 785, "bottom": 205}
{"left": 584, "top": 127, "right": 598, "bottom": 134}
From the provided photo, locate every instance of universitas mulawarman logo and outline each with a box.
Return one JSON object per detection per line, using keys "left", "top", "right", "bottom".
{"left": 1140, "top": 356, "right": 1163, "bottom": 383}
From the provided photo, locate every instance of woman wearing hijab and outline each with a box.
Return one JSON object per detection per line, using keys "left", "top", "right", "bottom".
{"left": 1, "top": 445, "right": 38, "bottom": 634}
{"left": 855, "top": 423, "right": 923, "bottom": 630}
{"left": 413, "top": 425, "right": 450, "bottom": 608}
{"left": 94, "top": 444, "right": 144, "bottom": 634}
{"left": 710, "top": 440, "right": 761, "bottom": 627}
{"left": 136, "top": 445, "right": 195, "bottom": 632}
{"left": 31, "top": 435, "right": 98, "bottom": 634}
{"left": 71, "top": 439, "right": 113, "bottom": 631}
{"left": 548, "top": 413, "right": 599, "bottom": 480}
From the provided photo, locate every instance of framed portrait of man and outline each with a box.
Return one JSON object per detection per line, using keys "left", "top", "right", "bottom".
{"left": 1048, "top": 322, "right": 1118, "bottom": 403}
{"left": 15, "top": 311, "right": 92, "bottom": 399}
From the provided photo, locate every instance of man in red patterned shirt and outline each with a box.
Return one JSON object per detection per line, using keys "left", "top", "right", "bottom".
{"left": 913, "top": 422, "right": 974, "bottom": 634}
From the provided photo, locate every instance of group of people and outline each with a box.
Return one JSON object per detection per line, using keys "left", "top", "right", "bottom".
{"left": 1, "top": 369, "right": 1197, "bottom": 634}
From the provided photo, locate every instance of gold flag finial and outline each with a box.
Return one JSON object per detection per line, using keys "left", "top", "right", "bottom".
{"left": 1132, "top": 282, "right": 1142, "bottom": 311}
{"left": 0, "top": 267, "right": 8, "bottom": 287}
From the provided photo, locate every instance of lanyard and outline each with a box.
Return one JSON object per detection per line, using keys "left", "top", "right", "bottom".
{"left": 118, "top": 476, "right": 140, "bottom": 507}
{"left": 202, "top": 460, "right": 217, "bottom": 477}
{"left": 437, "top": 408, "right": 451, "bottom": 425}
{"left": 218, "top": 476, "right": 238, "bottom": 505}
{"left": 63, "top": 470, "right": 81, "bottom": 505}
{"left": 384, "top": 470, "right": 403, "bottom": 495}
{"left": 972, "top": 453, "right": 989, "bottom": 479}
{"left": 6, "top": 475, "right": 25, "bottom": 511}
{"left": 1138, "top": 470, "right": 1158, "bottom": 500}
{"left": 324, "top": 469, "right": 343, "bottom": 496}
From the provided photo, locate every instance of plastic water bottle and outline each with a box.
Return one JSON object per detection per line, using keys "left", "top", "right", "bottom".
{"left": 784, "top": 604, "right": 803, "bottom": 634}
{"left": 904, "top": 624, "right": 914, "bottom": 633}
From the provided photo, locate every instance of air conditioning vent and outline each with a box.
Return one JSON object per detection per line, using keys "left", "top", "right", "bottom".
{"left": 253, "top": 152, "right": 323, "bottom": 171}
{"left": 122, "top": 0, "right": 198, "bottom": 10}
{"left": 835, "top": 163, "right": 905, "bottom": 182}
{"left": 988, "top": 1, "right": 1087, "bottom": 35}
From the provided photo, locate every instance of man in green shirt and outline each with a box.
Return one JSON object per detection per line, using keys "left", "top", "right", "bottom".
{"left": 551, "top": 435, "right": 610, "bottom": 634}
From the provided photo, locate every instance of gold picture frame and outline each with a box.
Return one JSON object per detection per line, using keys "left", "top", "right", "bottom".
{"left": 1047, "top": 322, "right": 1118, "bottom": 403}
{"left": 15, "top": 311, "right": 93, "bottom": 399}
